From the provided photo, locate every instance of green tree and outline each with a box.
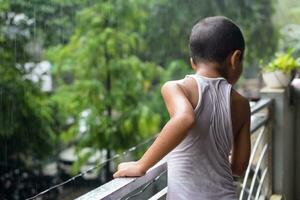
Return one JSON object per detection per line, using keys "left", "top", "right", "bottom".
{"left": 48, "top": 0, "right": 163, "bottom": 166}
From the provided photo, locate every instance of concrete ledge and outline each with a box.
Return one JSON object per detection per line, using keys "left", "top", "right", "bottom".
{"left": 270, "top": 194, "right": 283, "bottom": 200}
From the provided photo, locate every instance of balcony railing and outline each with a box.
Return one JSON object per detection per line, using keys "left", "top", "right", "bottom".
{"left": 76, "top": 98, "right": 273, "bottom": 200}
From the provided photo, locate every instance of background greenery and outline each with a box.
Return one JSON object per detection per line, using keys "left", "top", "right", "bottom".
{"left": 2, "top": 0, "right": 297, "bottom": 177}
{"left": 0, "top": 0, "right": 56, "bottom": 160}
{"left": 273, "top": 0, "right": 300, "bottom": 57}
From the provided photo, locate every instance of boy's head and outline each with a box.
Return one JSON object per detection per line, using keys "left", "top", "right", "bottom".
{"left": 189, "top": 16, "right": 245, "bottom": 84}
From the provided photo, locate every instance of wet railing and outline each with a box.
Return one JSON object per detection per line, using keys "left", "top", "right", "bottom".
{"left": 76, "top": 98, "right": 273, "bottom": 200}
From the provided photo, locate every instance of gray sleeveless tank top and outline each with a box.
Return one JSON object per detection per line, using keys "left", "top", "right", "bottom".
{"left": 166, "top": 74, "right": 237, "bottom": 200}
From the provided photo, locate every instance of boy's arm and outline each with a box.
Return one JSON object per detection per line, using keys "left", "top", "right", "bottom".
{"left": 231, "top": 100, "right": 251, "bottom": 176}
{"left": 113, "top": 81, "right": 195, "bottom": 178}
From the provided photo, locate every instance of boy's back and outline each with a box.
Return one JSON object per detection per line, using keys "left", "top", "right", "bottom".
{"left": 166, "top": 74, "right": 249, "bottom": 200}
{"left": 178, "top": 73, "right": 250, "bottom": 143}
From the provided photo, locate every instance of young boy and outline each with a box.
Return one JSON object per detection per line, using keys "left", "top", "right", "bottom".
{"left": 113, "top": 16, "right": 251, "bottom": 200}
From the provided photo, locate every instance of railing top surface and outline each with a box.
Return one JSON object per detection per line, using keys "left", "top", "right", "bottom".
{"left": 250, "top": 98, "right": 272, "bottom": 134}
{"left": 76, "top": 160, "right": 167, "bottom": 200}
{"left": 251, "top": 98, "right": 273, "bottom": 115}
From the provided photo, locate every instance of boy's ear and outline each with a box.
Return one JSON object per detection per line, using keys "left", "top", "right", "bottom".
{"left": 230, "top": 50, "right": 242, "bottom": 69}
{"left": 190, "top": 58, "right": 197, "bottom": 71}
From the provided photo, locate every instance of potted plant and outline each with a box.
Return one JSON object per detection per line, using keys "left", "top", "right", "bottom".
{"left": 262, "top": 51, "right": 300, "bottom": 88}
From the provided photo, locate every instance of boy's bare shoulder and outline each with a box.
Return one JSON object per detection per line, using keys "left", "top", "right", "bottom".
{"left": 160, "top": 80, "right": 182, "bottom": 92}
{"left": 161, "top": 77, "right": 196, "bottom": 95}
{"left": 162, "top": 77, "right": 194, "bottom": 86}
{"left": 161, "top": 78, "right": 198, "bottom": 109}
{"left": 231, "top": 89, "right": 250, "bottom": 116}
{"left": 230, "top": 89, "right": 250, "bottom": 136}
{"left": 160, "top": 79, "right": 186, "bottom": 95}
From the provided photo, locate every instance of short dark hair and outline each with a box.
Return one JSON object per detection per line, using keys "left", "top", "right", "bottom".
{"left": 189, "top": 16, "right": 245, "bottom": 64}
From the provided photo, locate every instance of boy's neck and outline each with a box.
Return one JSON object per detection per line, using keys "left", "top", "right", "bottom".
{"left": 195, "top": 62, "right": 227, "bottom": 79}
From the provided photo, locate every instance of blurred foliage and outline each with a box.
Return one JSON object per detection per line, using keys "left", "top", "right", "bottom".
{"left": 273, "top": 0, "right": 300, "bottom": 26}
{"left": 289, "top": 6, "right": 300, "bottom": 24}
{"left": 7, "top": 0, "right": 91, "bottom": 48}
{"left": 141, "top": 0, "right": 277, "bottom": 71}
{"left": 47, "top": 0, "right": 163, "bottom": 155}
{"left": 278, "top": 25, "right": 300, "bottom": 57}
{"left": 0, "top": 2, "right": 56, "bottom": 160}
{"left": 274, "top": 0, "right": 300, "bottom": 57}
{"left": 0, "top": 0, "right": 8, "bottom": 11}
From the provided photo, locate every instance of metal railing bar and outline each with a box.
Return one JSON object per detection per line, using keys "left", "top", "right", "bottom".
{"left": 123, "top": 171, "right": 166, "bottom": 200}
{"left": 251, "top": 98, "right": 272, "bottom": 115}
{"left": 148, "top": 187, "right": 168, "bottom": 200}
{"left": 247, "top": 144, "right": 268, "bottom": 200}
{"left": 237, "top": 182, "right": 250, "bottom": 194}
{"left": 254, "top": 168, "right": 268, "bottom": 200}
{"left": 250, "top": 115, "right": 269, "bottom": 134}
{"left": 239, "top": 126, "right": 266, "bottom": 200}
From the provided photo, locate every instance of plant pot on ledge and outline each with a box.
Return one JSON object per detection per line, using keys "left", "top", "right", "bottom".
{"left": 261, "top": 51, "right": 300, "bottom": 89}
{"left": 262, "top": 70, "right": 291, "bottom": 88}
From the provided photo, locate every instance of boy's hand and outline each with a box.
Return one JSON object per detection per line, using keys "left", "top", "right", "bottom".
{"left": 113, "top": 161, "right": 146, "bottom": 178}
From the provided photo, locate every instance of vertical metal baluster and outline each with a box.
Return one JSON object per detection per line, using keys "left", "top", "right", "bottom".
{"left": 239, "top": 126, "right": 265, "bottom": 200}
{"left": 254, "top": 168, "right": 268, "bottom": 200}
{"left": 247, "top": 144, "right": 268, "bottom": 200}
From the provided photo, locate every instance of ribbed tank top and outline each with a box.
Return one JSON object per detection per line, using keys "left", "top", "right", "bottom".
{"left": 166, "top": 74, "right": 237, "bottom": 200}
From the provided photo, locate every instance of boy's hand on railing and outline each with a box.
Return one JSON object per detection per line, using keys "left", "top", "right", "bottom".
{"left": 113, "top": 161, "right": 146, "bottom": 178}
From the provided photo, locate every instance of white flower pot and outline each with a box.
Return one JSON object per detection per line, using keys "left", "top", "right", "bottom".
{"left": 262, "top": 70, "right": 291, "bottom": 88}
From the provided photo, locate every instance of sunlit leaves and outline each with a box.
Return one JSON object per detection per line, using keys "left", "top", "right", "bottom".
{"left": 49, "top": 0, "right": 163, "bottom": 157}
{"left": 262, "top": 50, "right": 300, "bottom": 73}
